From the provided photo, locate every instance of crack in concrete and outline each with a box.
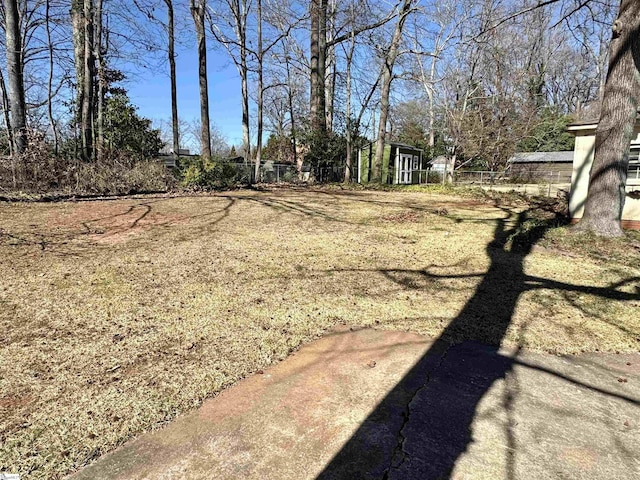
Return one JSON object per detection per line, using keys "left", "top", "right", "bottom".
{"left": 381, "top": 342, "right": 453, "bottom": 480}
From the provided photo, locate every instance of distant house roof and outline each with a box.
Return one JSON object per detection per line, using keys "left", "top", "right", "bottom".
{"left": 225, "top": 156, "right": 246, "bottom": 163}
{"left": 508, "top": 151, "right": 574, "bottom": 164}
{"left": 159, "top": 147, "right": 193, "bottom": 156}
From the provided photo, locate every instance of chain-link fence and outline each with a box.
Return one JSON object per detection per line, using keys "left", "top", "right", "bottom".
{"left": 451, "top": 170, "right": 573, "bottom": 197}
{"left": 226, "top": 162, "right": 348, "bottom": 184}
{"left": 453, "top": 170, "right": 573, "bottom": 186}
{"left": 224, "top": 162, "right": 578, "bottom": 198}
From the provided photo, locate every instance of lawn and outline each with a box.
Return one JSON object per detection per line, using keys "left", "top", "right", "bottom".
{"left": 1, "top": 187, "right": 639, "bottom": 479}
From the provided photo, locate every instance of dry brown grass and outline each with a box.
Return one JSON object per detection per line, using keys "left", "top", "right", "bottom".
{"left": 0, "top": 188, "right": 638, "bottom": 479}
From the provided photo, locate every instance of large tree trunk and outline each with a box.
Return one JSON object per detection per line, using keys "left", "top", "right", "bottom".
{"left": 575, "top": 0, "right": 640, "bottom": 237}
{"left": 309, "top": 0, "right": 327, "bottom": 134}
{"left": 165, "top": 0, "right": 180, "bottom": 157}
{"left": 4, "top": 0, "right": 27, "bottom": 154}
{"left": 373, "top": 0, "right": 413, "bottom": 182}
{"left": 191, "top": 0, "right": 211, "bottom": 160}
{"left": 82, "top": 0, "right": 95, "bottom": 160}
{"left": 71, "top": 0, "right": 96, "bottom": 161}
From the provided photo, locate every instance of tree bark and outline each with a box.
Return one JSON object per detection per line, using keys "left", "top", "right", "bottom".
{"left": 309, "top": 0, "right": 327, "bottom": 134}
{"left": 45, "top": 0, "right": 58, "bottom": 155}
{"left": 373, "top": 0, "right": 413, "bottom": 182}
{"left": 344, "top": 26, "right": 354, "bottom": 183}
{"left": 575, "top": 0, "right": 640, "bottom": 237}
{"left": 324, "top": 0, "right": 336, "bottom": 131}
{"left": 94, "top": 0, "right": 105, "bottom": 159}
{"left": 164, "top": 0, "right": 180, "bottom": 157}
{"left": 4, "top": 0, "right": 27, "bottom": 154}
{"left": 0, "top": 67, "right": 14, "bottom": 157}
{"left": 285, "top": 55, "right": 299, "bottom": 173}
{"left": 82, "top": 0, "right": 95, "bottom": 160}
{"left": 190, "top": 0, "right": 211, "bottom": 160}
{"left": 70, "top": 0, "right": 96, "bottom": 161}
{"left": 236, "top": 0, "right": 251, "bottom": 166}
{"left": 71, "top": 0, "right": 85, "bottom": 158}
{"left": 254, "top": 0, "right": 264, "bottom": 183}
{"left": 427, "top": 55, "right": 437, "bottom": 149}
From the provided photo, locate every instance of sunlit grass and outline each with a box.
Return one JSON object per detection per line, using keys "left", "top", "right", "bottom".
{"left": 0, "top": 188, "right": 638, "bottom": 478}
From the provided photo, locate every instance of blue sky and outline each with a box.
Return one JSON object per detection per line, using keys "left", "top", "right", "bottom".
{"left": 126, "top": 46, "right": 246, "bottom": 149}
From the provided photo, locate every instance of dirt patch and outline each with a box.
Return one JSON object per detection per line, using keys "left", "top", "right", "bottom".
{"left": 43, "top": 200, "right": 189, "bottom": 244}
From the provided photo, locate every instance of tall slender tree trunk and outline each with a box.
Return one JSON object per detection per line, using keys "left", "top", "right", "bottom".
{"left": 0, "top": 69, "right": 14, "bottom": 157}
{"left": 324, "top": 0, "right": 336, "bottom": 132}
{"left": 82, "top": 0, "right": 95, "bottom": 161}
{"left": 239, "top": 15, "right": 250, "bottom": 165}
{"left": 45, "top": 0, "right": 58, "bottom": 155}
{"left": 71, "top": 0, "right": 85, "bottom": 158}
{"left": 344, "top": 44, "right": 353, "bottom": 183}
{"left": 190, "top": 0, "right": 211, "bottom": 159}
{"left": 310, "top": 0, "right": 327, "bottom": 134}
{"left": 344, "top": 8, "right": 355, "bottom": 184}
{"left": 254, "top": 0, "right": 264, "bottom": 183}
{"left": 426, "top": 55, "right": 437, "bottom": 149}
{"left": 575, "top": 0, "right": 640, "bottom": 237}
{"left": 69, "top": 0, "right": 95, "bottom": 161}
{"left": 94, "top": 0, "right": 105, "bottom": 160}
{"left": 285, "top": 56, "right": 299, "bottom": 173}
{"left": 4, "top": 0, "right": 27, "bottom": 154}
{"left": 165, "top": 0, "right": 180, "bottom": 157}
{"left": 373, "top": 0, "right": 413, "bottom": 182}
{"left": 318, "top": 0, "right": 327, "bottom": 132}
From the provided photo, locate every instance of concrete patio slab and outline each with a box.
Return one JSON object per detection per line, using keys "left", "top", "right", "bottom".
{"left": 70, "top": 328, "right": 639, "bottom": 480}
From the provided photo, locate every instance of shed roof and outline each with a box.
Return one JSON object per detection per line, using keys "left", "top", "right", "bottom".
{"left": 430, "top": 155, "right": 450, "bottom": 165}
{"left": 360, "top": 141, "right": 423, "bottom": 152}
{"left": 508, "top": 151, "right": 574, "bottom": 164}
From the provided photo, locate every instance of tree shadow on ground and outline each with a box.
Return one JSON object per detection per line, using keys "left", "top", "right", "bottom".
{"left": 316, "top": 200, "right": 639, "bottom": 480}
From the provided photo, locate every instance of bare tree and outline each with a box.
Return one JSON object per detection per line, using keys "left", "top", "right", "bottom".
{"left": 44, "top": 0, "right": 59, "bottom": 154}
{"left": 190, "top": 0, "right": 211, "bottom": 159}
{"left": 342, "top": 1, "right": 382, "bottom": 182}
{"left": 94, "top": 0, "right": 105, "bottom": 158}
{"left": 209, "top": 0, "right": 251, "bottom": 165}
{"left": 309, "top": 0, "right": 326, "bottom": 134}
{"left": 4, "top": 0, "right": 27, "bottom": 153}
{"left": 255, "top": 0, "right": 263, "bottom": 180}
{"left": 164, "top": 0, "right": 180, "bottom": 157}
{"left": 372, "top": 0, "right": 414, "bottom": 182}
{"left": 71, "top": 0, "right": 96, "bottom": 160}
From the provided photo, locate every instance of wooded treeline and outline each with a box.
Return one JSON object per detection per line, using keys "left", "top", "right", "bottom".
{"left": 0, "top": 0, "right": 614, "bottom": 161}
{"left": 1, "top": 0, "right": 636, "bottom": 235}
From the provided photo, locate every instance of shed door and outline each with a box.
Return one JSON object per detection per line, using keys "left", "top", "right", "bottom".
{"left": 399, "top": 154, "right": 413, "bottom": 184}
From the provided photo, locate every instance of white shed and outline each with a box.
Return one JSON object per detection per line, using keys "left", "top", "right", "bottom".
{"left": 567, "top": 121, "right": 640, "bottom": 229}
